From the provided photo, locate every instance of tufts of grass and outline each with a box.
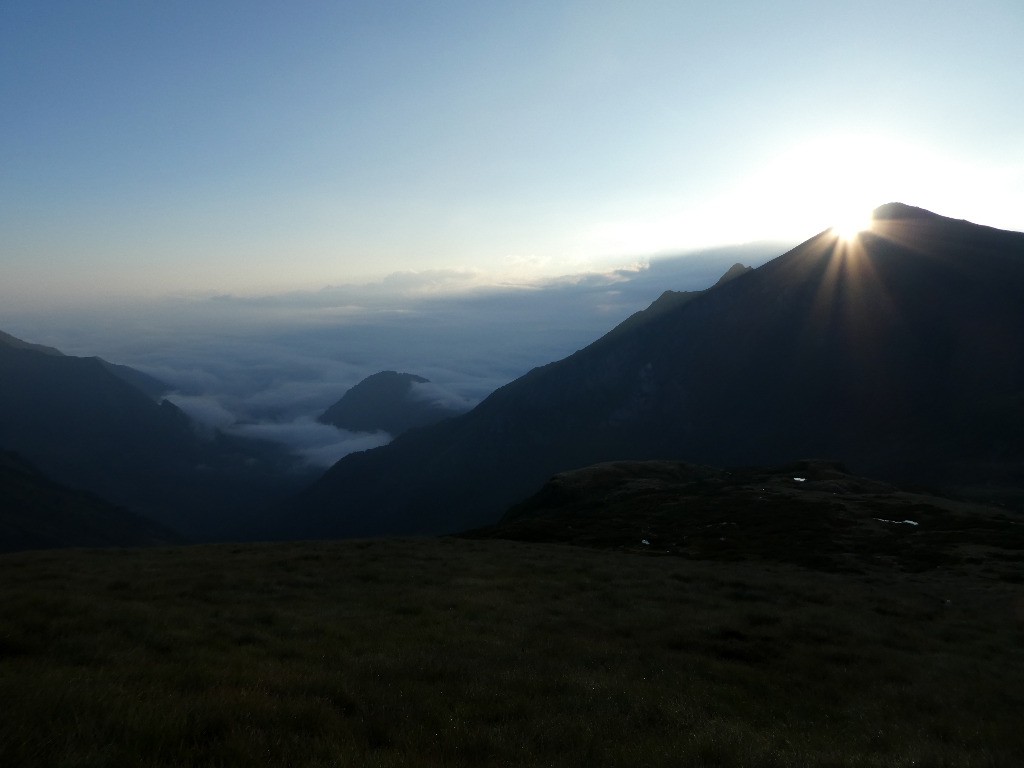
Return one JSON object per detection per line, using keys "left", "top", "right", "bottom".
{"left": 0, "top": 537, "right": 1022, "bottom": 766}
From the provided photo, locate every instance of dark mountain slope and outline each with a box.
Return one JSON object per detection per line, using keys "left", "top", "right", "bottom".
{"left": 0, "top": 342, "right": 309, "bottom": 540}
{"left": 0, "top": 330, "right": 63, "bottom": 356}
{"left": 278, "top": 204, "right": 1024, "bottom": 538}
{"left": 0, "top": 451, "right": 179, "bottom": 552}
{"left": 318, "top": 371, "right": 466, "bottom": 436}
{"left": 0, "top": 330, "right": 170, "bottom": 398}
{"left": 98, "top": 360, "right": 171, "bottom": 399}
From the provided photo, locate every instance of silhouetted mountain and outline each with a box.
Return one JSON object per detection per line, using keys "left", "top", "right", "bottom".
{"left": 0, "top": 330, "right": 63, "bottom": 356}
{"left": 606, "top": 262, "right": 751, "bottom": 340}
{"left": 0, "top": 336, "right": 312, "bottom": 540}
{"left": 318, "top": 371, "right": 466, "bottom": 436}
{"left": 98, "top": 360, "right": 171, "bottom": 400}
{"left": 0, "top": 330, "right": 171, "bottom": 398}
{"left": 275, "top": 204, "right": 1024, "bottom": 538}
{"left": 0, "top": 451, "right": 180, "bottom": 552}
{"left": 463, "top": 459, "right": 1024, "bottom": 574}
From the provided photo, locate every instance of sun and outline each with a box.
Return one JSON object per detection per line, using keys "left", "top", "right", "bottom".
{"left": 831, "top": 209, "right": 874, "bottom": 242}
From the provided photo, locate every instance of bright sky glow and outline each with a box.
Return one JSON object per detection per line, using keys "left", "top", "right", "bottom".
{"left": 831, "top": 213, "right": 874, "bottom": 243}
{"left": 2, "top": 1, "right": 1023, "bottom": 308}
{"left": 831, "top": 209, "right": 875, "bottom": 243}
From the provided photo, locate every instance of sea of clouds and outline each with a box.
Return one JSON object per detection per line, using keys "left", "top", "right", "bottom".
{"left": 2, "top": 244, "right": 784, "bottom": 468}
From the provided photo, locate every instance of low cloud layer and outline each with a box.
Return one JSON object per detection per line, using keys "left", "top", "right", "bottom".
{"left": 165, "top": 394, "right": 237, "bottom": 431}
{"left": 1, "top": 245, "right": 785, "bottom": 470}
{"left": 408, "top": 380, "right": 476, "bottom": 412}
{"left": 228, "top": 419, "right": 391, "bottom": 468}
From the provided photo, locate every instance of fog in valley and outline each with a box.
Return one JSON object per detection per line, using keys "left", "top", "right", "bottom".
{"left": 2, "top": 245, "right": 782, "bottom": 468}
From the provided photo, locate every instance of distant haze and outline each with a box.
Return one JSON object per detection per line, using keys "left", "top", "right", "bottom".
{"left": 2, "top": 3, "right": 1023, "bottom": 306}
{"left": 0, "top": 246, "right": 781, "bottom": 466}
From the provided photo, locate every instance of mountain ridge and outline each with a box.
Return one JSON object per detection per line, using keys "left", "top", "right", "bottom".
{"left": 0, "top": 330, "right": 171, "bottom": 399}
{"left": 0, "top": 338, "right": 311, "bottom": 540}
{"left": 274, "top": 204, "right": 1024, "bottom": 539}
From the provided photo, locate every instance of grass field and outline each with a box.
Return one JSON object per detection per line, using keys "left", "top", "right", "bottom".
{"left": 2, "top": 536, "right": 1023, "bottom": 767}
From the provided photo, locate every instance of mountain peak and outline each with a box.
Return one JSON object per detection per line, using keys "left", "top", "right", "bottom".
{"left": 281, "top": 206, "right": 1024, "bottom": 538}
{"left": 318, "top": 370, "right": 465, "bottom": 436}
{"left": 871, "top": 202, "right": 942, "bottom": 221}
{"left": 714, "top": 262, "right": 753, "bottom": 286}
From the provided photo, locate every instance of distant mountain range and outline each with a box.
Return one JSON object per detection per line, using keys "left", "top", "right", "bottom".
{"left": 275, "top": 203, "right": 1024, "bottom": 538}
{"left": 5, "top": 203, "right": 1023, "bottom": 548}
{"left": 318, "top": 370, "right": 467, "bottom": 436}
{"left": 0, "top": 332, "right": 312, "bottom": 541}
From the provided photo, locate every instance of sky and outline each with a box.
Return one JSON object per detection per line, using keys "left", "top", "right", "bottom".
{"left": 2, "top": 0, "right": 1023, "bottom": 308}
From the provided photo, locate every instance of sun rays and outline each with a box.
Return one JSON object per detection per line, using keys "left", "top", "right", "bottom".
{"left": 806, "top": 210, "right": 904, "bottom": 374}
{"left": 831, "top": 209, "right": 875, "bottom": 243}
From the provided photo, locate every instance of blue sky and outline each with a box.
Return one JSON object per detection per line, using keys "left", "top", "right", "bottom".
{"left": 3, "top": 1, "right": 1023, "bottom": 307}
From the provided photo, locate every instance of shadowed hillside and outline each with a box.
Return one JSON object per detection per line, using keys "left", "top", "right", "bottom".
{"left": 0, "top": 451, "right": 179, "bottom": 551}
{"left": 276, "top": 205, "right": 1024, "bottom": 538}
{"left": 0, "top": 334, "right": 313, "bottom": 540}
{"left": 0, "top": 330, "right": 170, "bottom": 397}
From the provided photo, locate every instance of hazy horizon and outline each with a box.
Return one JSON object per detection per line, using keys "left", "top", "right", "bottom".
{"left": 0, "top": 243, "right": 784, "bottom": 466}
{"left": 3, "top": 2, "right": 1023, "bottom": 307}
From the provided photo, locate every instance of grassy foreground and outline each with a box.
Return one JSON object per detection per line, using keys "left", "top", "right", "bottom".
{"left": 1, "top": 537, "right": 1022, "bottom": 767}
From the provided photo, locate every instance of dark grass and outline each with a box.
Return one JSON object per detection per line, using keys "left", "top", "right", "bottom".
{"left": 2, "top": 537, "right": 1023, "bottom": 766}
{"left": 475, "top": 461, "right": 1024, "bottom": 578}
